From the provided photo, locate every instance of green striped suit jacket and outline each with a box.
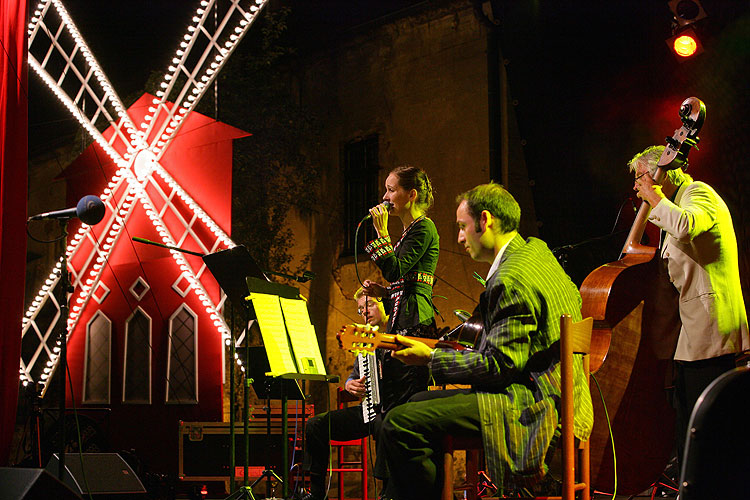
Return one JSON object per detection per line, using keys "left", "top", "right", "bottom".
{"left": 431, "top": 234, "right": 594, "bottom": 491}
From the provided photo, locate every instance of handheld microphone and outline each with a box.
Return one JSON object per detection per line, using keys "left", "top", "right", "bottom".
{"left": 363, "top": 201, "right": 393, "bottom": 221}
{"left": 28, "top": 195, "right": 106, "bottom": 225}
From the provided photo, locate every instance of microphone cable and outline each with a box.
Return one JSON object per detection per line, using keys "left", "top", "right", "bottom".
{"left": 354, "top": 217, "right": 367, "bottom": 288}
{"left": 609, "top": 196, "right": 638, "bottom": 235}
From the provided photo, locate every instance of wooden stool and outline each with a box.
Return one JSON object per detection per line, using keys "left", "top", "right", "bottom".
{"left": 442, "top": 434, "right": 482, "bottom": 500}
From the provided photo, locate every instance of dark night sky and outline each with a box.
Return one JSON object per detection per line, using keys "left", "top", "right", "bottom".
{"left": 28, "top": 0, "right": 426, "bottom": 152}
{"left": 29, "top": 0, "right": 750, "bottom": 263}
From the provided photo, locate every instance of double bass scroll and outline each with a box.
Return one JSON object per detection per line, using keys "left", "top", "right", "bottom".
{"left": 658, "top": 97, "right": 706, "bottom": 170}
{"left": 620, "top": 97, "right": 706, "bottom": 259}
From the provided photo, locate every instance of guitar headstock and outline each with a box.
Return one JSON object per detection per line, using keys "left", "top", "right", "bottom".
{"left": 337, "top": 323, "right": 382, "bottom": 354}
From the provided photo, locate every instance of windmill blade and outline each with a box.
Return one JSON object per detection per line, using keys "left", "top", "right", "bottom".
{"left": 150, "top": 161, "right": 234, "bottom": 249}
{"left": 122, "top": 167, "right": 231, "bottom": 338}
{"left": 143, "top": 0, "right": 269, "bottom": 160}
{"left": 28, "top": 0, "right": 143, "bottom": 165}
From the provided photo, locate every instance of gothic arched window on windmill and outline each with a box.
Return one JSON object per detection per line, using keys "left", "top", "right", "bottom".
{"left": 82, "top": 311, "right": 112, "bottom": 404}
{"left": 166, "top": 304, "right": 198, "bottom": 404}
{"left": 123, "top": 307, "right": 152, "bottom": 404}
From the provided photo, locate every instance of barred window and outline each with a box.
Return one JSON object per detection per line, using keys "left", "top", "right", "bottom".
{"left": 123, "top": 307, "right": 151, "bottom": 404}
{"left": 83, "top": 312, "right": 111, "bottom": 404}
{"left": 166, "top": 304, "right": 198, "bottom": 403}
{"left": 342, "top": 134, "right": 381, "bottom": 257}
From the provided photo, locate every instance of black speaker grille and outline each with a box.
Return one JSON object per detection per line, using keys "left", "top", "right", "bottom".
{"left": 46, "top": 453, "right": 146, "bottom": 496}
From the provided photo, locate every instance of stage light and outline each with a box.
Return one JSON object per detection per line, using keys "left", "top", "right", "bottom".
{"left": 668, "top": 0, "right": 707, "bottom": 28}
{"left": 665, "top": 0, "right": 706, "bottom": 60}
{"left": 666, "top": 27, "right": 703, "bottom": 59}
{"left": 674, "top": 33, "right": 697, "bottom": 56}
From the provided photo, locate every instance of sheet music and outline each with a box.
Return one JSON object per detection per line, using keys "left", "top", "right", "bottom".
{"left": 248, "top": 292, "right": 298, "bottom": 375}
{"left": 280, "top": 297, "right": 327, "bottom": 375}
{"left": 358, "top": 352, "right": 380, "bottom": 423}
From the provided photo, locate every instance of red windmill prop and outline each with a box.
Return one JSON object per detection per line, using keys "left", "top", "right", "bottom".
{"left": 23, "top": 0, "right": 266, "bottom": 468}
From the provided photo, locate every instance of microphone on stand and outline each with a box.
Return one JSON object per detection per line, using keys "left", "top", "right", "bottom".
{"left": 362, "top": 201, "right": 393, "bottom": 221}
{"left": 28, "top": 195, "right": 106, "bottom": 225}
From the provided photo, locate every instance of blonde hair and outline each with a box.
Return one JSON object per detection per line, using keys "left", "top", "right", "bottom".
{"left": 628, "top": 145, "right": 693, "bottom": 185}
{"left": 354, "top": 287, "right": 382, "bottom": 301}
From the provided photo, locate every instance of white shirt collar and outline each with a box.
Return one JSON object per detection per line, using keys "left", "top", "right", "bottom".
{"left": 486, "top": 236, "right": 513, "bottom": 282}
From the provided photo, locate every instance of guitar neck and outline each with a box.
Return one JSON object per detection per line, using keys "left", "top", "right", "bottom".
{"left": 375, "top": 334, "right": 463, "bottom": 351}
{"left": 337, "top": 323, "right": 469, "bottom": 354}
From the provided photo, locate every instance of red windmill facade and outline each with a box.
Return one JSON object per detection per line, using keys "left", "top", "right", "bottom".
{"left": 23, "top": 0, "right": 267, "bottom": 472}
{"left": 61, "top": 95, "right": 246, "bottom": 468}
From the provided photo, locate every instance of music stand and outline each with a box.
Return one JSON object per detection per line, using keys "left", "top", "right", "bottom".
{"left": 242, "top": 346, "right": 303, "bottom": 498}
{"left": 245, "top": 277, "right": 339, "bottom": 499}
{"left": 130, "top": 240, "right": 272, "bottom": 497}
{"left": 202, "top": 246, "right": 268, "bottom": 500}
{"left": 244, "top": 277, "right": 301, "bottom": 499}
{"left": 246, "top": 346, "right": 304, "bottom": 401}
{"left": 203, "top": 246, "right": 270, "bottom": 303}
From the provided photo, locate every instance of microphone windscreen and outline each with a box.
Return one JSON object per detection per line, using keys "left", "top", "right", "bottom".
{"left": 77, "top": 195, "right": 106, "bottom": 225}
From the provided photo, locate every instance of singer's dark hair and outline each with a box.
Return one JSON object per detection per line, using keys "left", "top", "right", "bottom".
{"left": 390, "top": 165, "right": 434, "bottom": 211}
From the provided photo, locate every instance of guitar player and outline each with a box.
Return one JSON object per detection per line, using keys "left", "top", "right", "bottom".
{"left": 379, "top": 183, "right": 594, "bottom": 499}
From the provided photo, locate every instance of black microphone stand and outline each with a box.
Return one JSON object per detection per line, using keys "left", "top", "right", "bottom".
{"left": 55, "top": 219, "right": 72, "bottom": 481}
{"left": 28, "top": 200, "right": 105, "bottom": 481}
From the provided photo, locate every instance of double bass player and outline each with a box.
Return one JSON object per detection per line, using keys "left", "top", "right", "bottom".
{"left": 631, "top": 144, "right": 749, "bottom": 469}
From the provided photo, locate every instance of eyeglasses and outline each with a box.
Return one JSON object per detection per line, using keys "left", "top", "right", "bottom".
{"left": 357, "top": 301, "right": 380, "bottom": 315}
{"left": 634, "top": 171, "right": 649, "bottom": 181}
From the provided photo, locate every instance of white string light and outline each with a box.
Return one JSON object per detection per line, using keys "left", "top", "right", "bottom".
{"left": 124, "top": 171, "right": 232, "bottom": 342}
{"left": 29, "top": 1, "right": 145, "bottom": 152}
{"left": 21, "top": 176, "right": 135, "bottom": 387}
{"left": 22, "top": 0, "right": 272, "bottom": 385}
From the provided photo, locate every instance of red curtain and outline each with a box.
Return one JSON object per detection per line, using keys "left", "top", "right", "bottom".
{"left": 0, "top": 0, "right": 28, "bottom": 465}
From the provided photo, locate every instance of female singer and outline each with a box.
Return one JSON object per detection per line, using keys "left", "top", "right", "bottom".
{"left": 361, "top": 164, "right": 439, "bottom": 500}
{"left": 301, "top": 167, "right": 439, "bottom": 500}
{"left": 362, "top": 164, "right": 439, "bottom": 336}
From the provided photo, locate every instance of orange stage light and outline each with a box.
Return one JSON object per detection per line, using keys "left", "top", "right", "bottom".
{"left": 666, "top": 27, "right": 703, "bottom": 60}
{"left": 673, "top": 34, "right": 698, "bottom": 57}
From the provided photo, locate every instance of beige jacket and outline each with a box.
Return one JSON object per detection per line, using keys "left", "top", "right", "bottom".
{"left": 649, "top": 181, "right": 749, "bottom": 361}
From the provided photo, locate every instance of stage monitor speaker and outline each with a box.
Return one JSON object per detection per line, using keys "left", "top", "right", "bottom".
{"left": 45, "top": 453, "right": 146, "bottom": 498}
{"left": 0, "top": 467, "right": 82, "bottom": 500}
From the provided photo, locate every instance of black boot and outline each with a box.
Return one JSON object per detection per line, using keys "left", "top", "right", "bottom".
{"left": 298, "top": 472, "right": 327, "bottom": 500}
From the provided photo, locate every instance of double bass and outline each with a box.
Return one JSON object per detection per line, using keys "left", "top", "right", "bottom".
{"left": 580, "top": 97, "right": 706, "bottom": 494}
